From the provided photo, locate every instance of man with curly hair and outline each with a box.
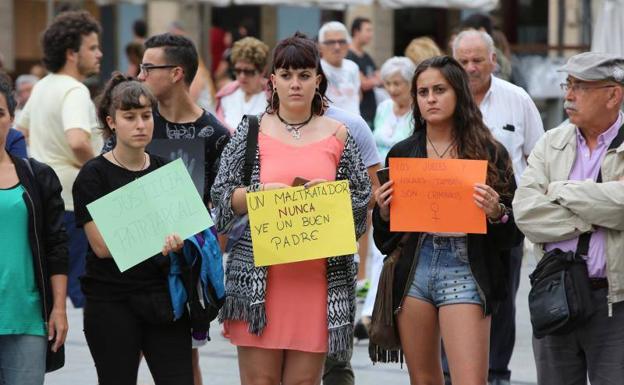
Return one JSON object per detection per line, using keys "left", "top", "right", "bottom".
{"left": 17, "top": 10, "right": 103, "bottom": 310}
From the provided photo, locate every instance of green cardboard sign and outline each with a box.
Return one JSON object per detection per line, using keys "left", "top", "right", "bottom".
{"left": 87, "top": 158, "right": 213, "bottom": 272}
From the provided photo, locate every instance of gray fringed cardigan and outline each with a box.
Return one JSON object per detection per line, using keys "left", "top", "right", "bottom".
{"left": 211, "top": 115, "right": 371, "bottom": 360}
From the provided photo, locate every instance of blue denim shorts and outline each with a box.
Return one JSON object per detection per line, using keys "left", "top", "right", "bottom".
{"left": 407, "top": 234, "right": 483, "bottom": 307}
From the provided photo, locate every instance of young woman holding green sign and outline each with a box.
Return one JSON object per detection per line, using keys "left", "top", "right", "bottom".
{"left": 211, "top": 33, "right": 371, "bottom": 385}
{"left": 72, "top": 73, "right": 192, "bottom": 385}
{"left": 0, "top": 71, "right": 68, "bottom": 383}
{"left": 372, "top": 56, "right": 520, "bottom": 385}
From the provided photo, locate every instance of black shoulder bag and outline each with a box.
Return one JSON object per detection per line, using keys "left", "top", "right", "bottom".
{"left": 243, "top": 115, "right": 259, "bottom": 185}
{"left": 528, "top": 174, "right": 601, "bottom": 338}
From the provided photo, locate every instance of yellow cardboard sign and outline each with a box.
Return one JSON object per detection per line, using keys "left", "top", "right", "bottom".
{"left": 246, "top": 180, "right": 357, "bottom": 266}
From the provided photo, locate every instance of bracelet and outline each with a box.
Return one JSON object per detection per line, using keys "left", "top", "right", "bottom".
{"left": 245, "top": 183, "right": 262, "bottom": 193}
{"left": 488, "top": 203, "right": 509, "bottom": 224}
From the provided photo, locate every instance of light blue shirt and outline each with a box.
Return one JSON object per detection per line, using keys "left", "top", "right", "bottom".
{"left": 325, "top": 106, "right": 381, "bottom": 168}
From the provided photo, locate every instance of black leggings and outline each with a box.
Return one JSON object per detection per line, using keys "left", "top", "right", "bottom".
{"left": 84, "top": 299, "right": 193, "bottom": 385}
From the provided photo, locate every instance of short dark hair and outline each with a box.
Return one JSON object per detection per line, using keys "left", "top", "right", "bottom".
{"left": 144, "top": 33, "right": 198, "bottom": 86}
{"left": 42, "top": 10, "right": 101, "bottom": 73}
{"left": 132, "top": 19, "right": 147, "bottom": 39}
{"left": 351, "top": 17, "right": 371, "bottom": 36}
{"left": 267, "top": 32, "right": 328, "bottom": 116}
{"left": 0, "top": 71, "right": 16, "bottom": 117}
{"left": 96, "top": 72, "right": 157, "bottom": 139}
{"left": 460, "top": 13, "right": 493, "bottom": 36}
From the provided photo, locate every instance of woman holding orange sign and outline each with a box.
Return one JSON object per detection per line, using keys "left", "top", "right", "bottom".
{"left": 372, "top": 56, "right": 519, "bottom": 385}
{"left": 211, "top": 32, "right": 371, "bottom": 385}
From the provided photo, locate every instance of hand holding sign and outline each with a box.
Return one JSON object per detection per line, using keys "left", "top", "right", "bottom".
{"left": 246, "top": 181, "right": 357, "bottom": 266}
{"left": 389, "top": 158, "right": 488, "bottom": 234}
{"left": 87, "top": 159, "right": 213, "bottom": 271}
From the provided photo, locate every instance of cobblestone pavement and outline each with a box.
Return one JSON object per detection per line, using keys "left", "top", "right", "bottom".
{"left": 45, "top": 261, "right": 538, "bottom": 385}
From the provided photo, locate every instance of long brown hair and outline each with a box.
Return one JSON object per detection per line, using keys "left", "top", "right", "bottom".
{"left": 411, "top": 55, "right": 513, "bottom": 198}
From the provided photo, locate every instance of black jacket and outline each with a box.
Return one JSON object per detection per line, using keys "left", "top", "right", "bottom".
{"left": 372, "top": 130, "right": 521, "bottom": 315}
{"left": 11, "top": 154, "right": 68, "bottom": 323}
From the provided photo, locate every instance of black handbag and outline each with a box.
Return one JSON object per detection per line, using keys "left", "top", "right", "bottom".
{"left": 46, "top": 342, "right": 65, "bottom": 373}
{"left": 528, "top": 231, "right": 596, "bottom": 338}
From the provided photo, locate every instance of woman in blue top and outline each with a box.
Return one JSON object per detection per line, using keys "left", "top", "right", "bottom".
{"left": 0, "top": 72, "right": 69, "bottom": 383}
{"left": 6, "top": 127, "right": 27, "bottom": 157}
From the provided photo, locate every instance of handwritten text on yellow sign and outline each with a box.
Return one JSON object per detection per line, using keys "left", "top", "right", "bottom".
{"left": 246, "top": 181, "right": 357, "bottom": 266}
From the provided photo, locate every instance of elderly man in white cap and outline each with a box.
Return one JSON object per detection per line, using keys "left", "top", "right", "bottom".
{"left": 513, "top": 52, "right": 624, "bottom": 384}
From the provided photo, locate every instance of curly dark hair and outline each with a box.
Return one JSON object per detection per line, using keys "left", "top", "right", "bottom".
{"left": 266, "top": 32, "right": 328, "bottom": 116}
{"left": 42, "top": 10, "right": 101, "bottom": 73}
{"left": 411, "top": 55, "right": 513, "bottom": 199}
{"left": 0, "top": 71, "right": 16, "bottom": 118}
{"left": 95, "top": 72, "right": 157, "bottom": 139}
{"left": 144, "top": 33, "right": 198, "bottom": 86}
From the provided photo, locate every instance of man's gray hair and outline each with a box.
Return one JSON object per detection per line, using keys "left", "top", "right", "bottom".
{"left": 318, "top": 21, "right": 351, "bottom": 44}
{"left": 452, "top": 29, "right": 496, "bottom": 58}
{"left": 380, "top": 56, "right": 416, "bottom": 83}
{"left": 16, "top": 74, "right": 39, "bottom": 88}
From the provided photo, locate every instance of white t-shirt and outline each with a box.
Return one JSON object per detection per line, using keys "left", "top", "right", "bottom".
{"left": 221, "top": 87, "right": 267, "bottom": 131}
{"left": 18, "top": 73, "right": 101, "bottom": 211}
{"left": 321, "top": 59, "right": 361, "bottom": 116}
{"left": 479, "top": 75, "right": 544, "bottom": 182}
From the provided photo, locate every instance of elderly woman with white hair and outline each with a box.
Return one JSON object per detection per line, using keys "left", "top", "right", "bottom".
{"left": 372, "top": 56, "right": 416, "bottom": 159}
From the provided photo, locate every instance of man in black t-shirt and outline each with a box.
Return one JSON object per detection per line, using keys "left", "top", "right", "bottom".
{"left": 137, "top": 33, "right": 230, "bottom": 206}
{"left": 346, "top": 17, "right": 381, "bottom": 130}
{"left": 104, "top": 34, "right": 230, "bottom": 207}
{"left": 136, "top": 34, "right": 229, "bottom": 385}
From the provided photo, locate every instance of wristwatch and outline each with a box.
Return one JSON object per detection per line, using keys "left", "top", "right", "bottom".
{"left": 488, "top": 203, "right": 509, "bottom": 224}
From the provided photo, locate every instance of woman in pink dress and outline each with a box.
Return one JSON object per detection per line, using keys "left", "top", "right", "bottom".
{"left": 211, "top": 33, "right": 371, "bottom": 385}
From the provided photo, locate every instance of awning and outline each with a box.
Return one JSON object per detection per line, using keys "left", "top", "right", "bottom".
{"left": 591, "top": 0, "right": 624, "bottom": 56}
{"left": 377, "top": 0, "right": 497, "bottom": 10}
{"left": 94, "top": 0, "right": 498, "bottom": 10}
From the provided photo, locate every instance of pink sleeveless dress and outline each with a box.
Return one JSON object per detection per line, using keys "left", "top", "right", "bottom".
{"left": 225, "top": 131, "right": 345, "bottom": 352}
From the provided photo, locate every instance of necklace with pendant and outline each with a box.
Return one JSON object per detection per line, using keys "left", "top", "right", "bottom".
{"left": 277, "top": 111, "right": 314, "bottom": 139}
{"left": 427, "top": 136, "right": 455, "bottom": 158}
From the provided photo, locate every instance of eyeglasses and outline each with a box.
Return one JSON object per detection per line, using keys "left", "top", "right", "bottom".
{"left": 139, "top": 64, "right": 177, "bottom": 75}
{"left": 560, "top": 82, "right": 616, "bottom": 93}
{"left": 322, "top": 39, "right": 348, "bottom": 47}
{"left": 233, "top": 68, "right": 258, "bottom": 77}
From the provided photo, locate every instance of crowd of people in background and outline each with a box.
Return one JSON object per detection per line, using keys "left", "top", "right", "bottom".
{"left": 1, "top": 6, "right": 624, "bottom": 385}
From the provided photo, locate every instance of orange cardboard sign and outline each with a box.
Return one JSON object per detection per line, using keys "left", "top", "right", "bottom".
{"left": 389, "top": 158, "right": 488, "bottom": 234}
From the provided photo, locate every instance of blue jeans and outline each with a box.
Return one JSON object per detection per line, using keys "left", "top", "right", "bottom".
{"left": 408, "top": 234, "right": 482, "bottom": 307}
{"left": 64, "top": 211, "right": 87, "bottom": 308}
{"left": 0, "top": 335, "right": 46, "bottom": 385}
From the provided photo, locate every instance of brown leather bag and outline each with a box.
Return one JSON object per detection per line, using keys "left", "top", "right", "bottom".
{"left": 368, "top": 233, "right": 410, "bottom": 364}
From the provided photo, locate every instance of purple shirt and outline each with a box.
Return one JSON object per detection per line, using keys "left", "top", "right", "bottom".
{"left": 545, "top": 113, "right": 623, "bottom": 278}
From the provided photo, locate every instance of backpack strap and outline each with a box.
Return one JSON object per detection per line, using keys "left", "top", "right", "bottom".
{"left": 243, "top": 115, "right": 259, "bottom": 185}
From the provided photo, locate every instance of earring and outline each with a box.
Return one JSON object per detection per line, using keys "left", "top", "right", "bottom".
{"left": 313, "top": 89, "right": 323, "bottom": 115}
